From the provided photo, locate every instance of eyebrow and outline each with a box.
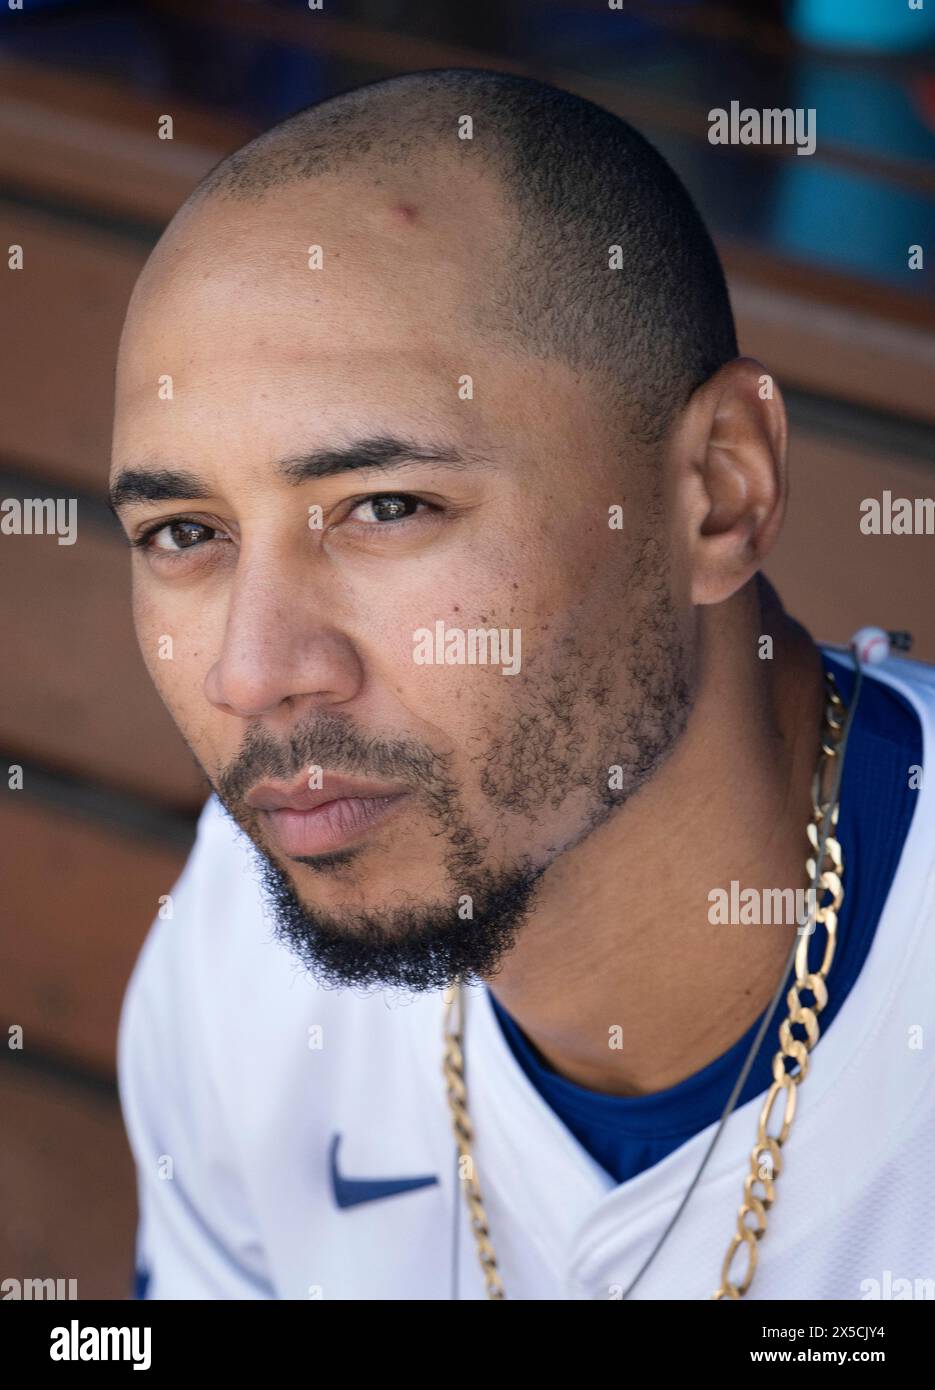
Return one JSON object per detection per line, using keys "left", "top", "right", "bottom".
{"left": 108, "top": 436, "right": 490, "bottom": 513}
{"left": 108, "top": 467, "right": 210, "bottom": 512}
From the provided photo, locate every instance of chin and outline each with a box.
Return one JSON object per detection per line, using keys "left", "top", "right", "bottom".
{"left": 245, "top": 835, "right": 547, "bottom": 993}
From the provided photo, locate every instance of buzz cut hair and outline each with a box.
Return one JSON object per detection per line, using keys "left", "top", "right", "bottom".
{"left": 188, "top": 67, "right": 738, "bottom": 447}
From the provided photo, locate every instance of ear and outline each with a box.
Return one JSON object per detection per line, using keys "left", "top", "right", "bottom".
{"left": 670, "top": 357, "right": 788, "bottom": 606}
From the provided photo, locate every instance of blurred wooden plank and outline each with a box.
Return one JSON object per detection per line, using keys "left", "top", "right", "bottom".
{"left": 766, "top": 428, "right": 935, "bottom": 663}
{"left": 0, "top": 527, "right": 206, "bottom": 808}
{"left": 730, "top": 260, "right": 935, "bottom": 423}
{"left": 0, "top": 204, "right": 148, "bottom": 491}
{"left": 0, "top": 797, "right": 189, "bottom": 1077}
{"left": 147, "top": 0, "right": 935, "bottom": 201}
{"left": 0, "top": 1061, "right": 135, "bottom": 1300}
{"left": 0, "top": 54, "right": 251, "bottom": 224}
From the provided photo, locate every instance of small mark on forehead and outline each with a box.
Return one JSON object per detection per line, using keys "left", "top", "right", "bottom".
{"left": 392, "top": 202, "right": 419, "bottom": 225}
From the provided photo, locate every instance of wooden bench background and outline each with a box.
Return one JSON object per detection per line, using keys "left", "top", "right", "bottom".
{"left": 1, "top": 4, "right": 933, "bottom": 1298}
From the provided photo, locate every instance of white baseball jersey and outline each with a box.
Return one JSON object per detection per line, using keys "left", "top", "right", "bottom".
{"left": 117, "top": 648, "right": 935, "bottom": 1300}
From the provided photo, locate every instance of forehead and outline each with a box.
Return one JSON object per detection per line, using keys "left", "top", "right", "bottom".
{"left": 112, "top": 166, "right": 520, "bottom": 466}
{"left": 111, "top": 163, "right": 614, "bottom": 489}
{"left": 120, "top": 164, "right": 511, "bottom": 367}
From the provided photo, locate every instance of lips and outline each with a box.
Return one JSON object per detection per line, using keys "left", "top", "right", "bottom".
{"left": 245, "top": 774, "right": 410, "bottom": 856}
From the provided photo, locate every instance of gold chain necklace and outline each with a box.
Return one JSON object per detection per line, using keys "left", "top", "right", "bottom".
{"left": 442, "top": 670, "right": 847, "bottom": 1300}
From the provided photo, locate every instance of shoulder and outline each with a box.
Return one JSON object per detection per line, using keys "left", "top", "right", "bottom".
{"left": 828, "top": 650, "right": 935, "bottom": 1004}
{"left": 117, "top": 797, "right": 318, "bottom": 1117}
{"left": 118, "top": 796, "right": 285, "bottom": 1034}
{"left": 116, "top": 796, "right": 441, "bottom": 1112}
{"left": 823, "top": 646, "right": 935, "bottom": 769}
{"left": 822, "top": 644, "right": 935, "bottom": 710}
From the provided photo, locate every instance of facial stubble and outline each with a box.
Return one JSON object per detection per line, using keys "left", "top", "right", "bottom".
{"left": 212, "top": 538, "right": 692, "bottom": 993}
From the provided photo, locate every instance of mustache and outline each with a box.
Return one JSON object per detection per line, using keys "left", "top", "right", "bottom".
{"left": 216, "top": 711, "right": 450, "bottom": 808}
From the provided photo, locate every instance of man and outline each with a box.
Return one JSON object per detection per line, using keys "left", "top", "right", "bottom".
{"left": 113, "top": 69, "right": 935, "bottom": 1300}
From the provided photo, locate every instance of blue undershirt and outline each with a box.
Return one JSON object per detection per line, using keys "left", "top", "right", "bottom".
{"left": 489, "top": 650, "right": 922, "bottom": 1186}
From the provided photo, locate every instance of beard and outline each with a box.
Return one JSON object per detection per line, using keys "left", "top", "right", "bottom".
{"left": 214, "top": 709, "right": 548, "bottom": 992}
{"left": 247, "top": 842, "right": 545, "bottom": 994}
{"left": 210, "top": 536, "right": 693, "bottom": 994}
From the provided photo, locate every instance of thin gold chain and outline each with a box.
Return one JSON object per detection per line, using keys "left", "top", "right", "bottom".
{"left": 442, "top": 981, "right": 507, "bottom": 1298}
{"left": 442, "top": 671, "right": 847, "bottom": 1301}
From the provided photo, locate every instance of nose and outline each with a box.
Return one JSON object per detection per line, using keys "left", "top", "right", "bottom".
{"left": 203, "top": 557, "right": 364, "bottom": 720}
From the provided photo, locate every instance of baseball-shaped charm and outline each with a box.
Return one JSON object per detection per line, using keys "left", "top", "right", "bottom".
{"left": 851, "top": 627, "right": 890, "bottom": 665}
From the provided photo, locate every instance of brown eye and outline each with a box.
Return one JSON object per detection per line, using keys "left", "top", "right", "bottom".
{"left": 149, "top": 521, "right": 218, "bottom": 551}
{"left": 349, "top": 495, "right": 425, "bottom": 524}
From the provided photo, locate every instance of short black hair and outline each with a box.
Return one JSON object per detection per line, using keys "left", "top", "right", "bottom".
{"left": 190, "top": 68, "right": 738, "bottom": 446}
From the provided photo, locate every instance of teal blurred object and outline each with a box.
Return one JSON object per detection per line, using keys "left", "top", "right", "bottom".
{"left": 788, "top": 0, "right": 935, "bottom": 52}
{"left": 768, "top": 59, "right": 935, "bottom": 291}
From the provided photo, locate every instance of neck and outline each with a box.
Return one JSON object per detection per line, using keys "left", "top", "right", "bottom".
{"left": 486, "top": 578, "right": 827, "bottom": 1096}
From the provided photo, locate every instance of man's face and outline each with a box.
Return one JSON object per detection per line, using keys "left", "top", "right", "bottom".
{"left": 111, "top": 163, "right": 693, "bottom": 990}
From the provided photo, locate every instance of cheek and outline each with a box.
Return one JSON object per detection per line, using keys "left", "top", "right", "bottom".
{"left": 370, "top": 526, "right": 611, "bottom": 726}
{"left": 131, "top": 579, "right": 168, "bottom": 685}
{"left": 131, "top": 577, "right": 215, "bottom": 740}
{"left": 389, "top": 611, "right": 554, "bottom": 778}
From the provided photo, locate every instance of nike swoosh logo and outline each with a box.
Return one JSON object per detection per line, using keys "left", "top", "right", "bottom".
{"left": 329, "top": 1133, "right": 439, "bottom": 1209}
